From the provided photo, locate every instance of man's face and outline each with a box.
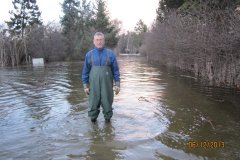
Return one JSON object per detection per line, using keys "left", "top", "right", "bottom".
{"left": 93, "top": 35, "right": 105, "bottom": 49}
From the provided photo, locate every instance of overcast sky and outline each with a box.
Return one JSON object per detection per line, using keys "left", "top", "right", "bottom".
{"left": 0, "top": 0, "right": 159, "bottom": 31}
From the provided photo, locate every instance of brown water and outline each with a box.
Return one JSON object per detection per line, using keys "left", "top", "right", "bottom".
{"left": 0, "top": 56, "right": 240, "bottom": 160}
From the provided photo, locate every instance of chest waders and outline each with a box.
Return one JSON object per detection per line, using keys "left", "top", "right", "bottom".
{"left": 88, "top": 51, "right": 114, "bottom": 120}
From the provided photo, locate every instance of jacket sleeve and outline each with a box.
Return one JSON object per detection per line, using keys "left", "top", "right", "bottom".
{"left": 111, "top": 53, "right": 120, "bottom": 87}
{"left": 81, "top": 53, "right": 91, "bottom": 88}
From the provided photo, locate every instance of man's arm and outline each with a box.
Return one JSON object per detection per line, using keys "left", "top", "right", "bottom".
{"left": 82, "top": 53, "right": 91, "bottom": 88}
{"left": 111, "top": 53, "right": 120, "bottom": 87}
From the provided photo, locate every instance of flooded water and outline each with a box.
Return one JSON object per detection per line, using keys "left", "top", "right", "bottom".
{"left": 0, "top": 56, "right": 240, "bottom": 160}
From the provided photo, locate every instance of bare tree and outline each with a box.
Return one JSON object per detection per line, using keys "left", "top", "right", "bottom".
{"left": 145, "top": 2, "right": 240, "bottom": 88}
{"left": 26, "top": 22, "right": 67, "bottom": 62}
{"left": 0, "top": 25, "right": 7, "bottom": 66}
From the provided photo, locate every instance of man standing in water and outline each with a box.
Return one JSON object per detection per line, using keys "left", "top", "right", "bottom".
{"left": 82, "top": 32, "right": 120, "bottom": 123}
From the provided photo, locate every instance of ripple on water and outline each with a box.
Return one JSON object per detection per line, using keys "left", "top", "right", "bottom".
{"left": 0, "top": 59, "right": 240, "bottom": 159}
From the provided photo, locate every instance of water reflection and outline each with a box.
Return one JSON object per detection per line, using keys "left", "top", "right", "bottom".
{"left": 84, "top": 123, "right": 122, "bottom": 159}
{"left": 65, "top": 62, "right": 89, "bottom": 113}
{"left": 156, "top": 66, "right": 240, "bottom": 159}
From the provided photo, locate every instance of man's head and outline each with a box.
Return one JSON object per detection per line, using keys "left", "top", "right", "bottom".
{"left": 93, "top": 32, "right": 105, "bottom": 49}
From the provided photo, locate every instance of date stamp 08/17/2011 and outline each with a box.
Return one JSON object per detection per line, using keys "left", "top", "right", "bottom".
{"left": 187, "top": 141, "right": 225, "bottom": 149}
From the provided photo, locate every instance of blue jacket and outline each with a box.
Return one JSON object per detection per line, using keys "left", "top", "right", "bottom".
{"left": 82, "top": 48, "right": 120, "bottom": 87}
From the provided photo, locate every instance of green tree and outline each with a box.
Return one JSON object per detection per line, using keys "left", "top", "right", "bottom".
{"left": 133, "top": 20, "right": 147, "bottom": 53}
{"left": 6, "top": 0, "right": 42, "bottom": 65}
{"left": 75, "top": 0, "right": 94, "bottom": 59}
{"left": 156, "top": 0, "right": 185, "bottom": 22}
{"left": 6, "top": 0, "right": 42, "bottom": 38}
{"left": 61, "top": 0, "right": 79, "bottom": 59}
{"left": 61, "top": 0, "right": 79, "bottom": 35}
{"left": 61, "top": 0, "right": 95, "bottom": 59}
{"left": 156, "top": 0, "right": 167, "bottom": 22}
{"left": 164, "top": 0, "right": 185, "bottom": 9}
{"left": 156, "top": 0, "right": 239, "bottom": 22}
{"left": 134, "top": 19, "right": 147, "bottom": 34}
{"left": 94, "top": 0, "right": 119, "bottom": 48}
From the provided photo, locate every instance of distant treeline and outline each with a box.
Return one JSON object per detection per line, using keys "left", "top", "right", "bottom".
{"left": 0, "top": 0, "right": 119, "bottom": 66}
{"left": 117, "top": 19, "right": 147, "bottom": 54}
{"left": 145, "top": 0, "right": 240, "bottom": 89}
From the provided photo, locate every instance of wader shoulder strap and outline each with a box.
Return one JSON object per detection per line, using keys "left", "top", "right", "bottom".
{"left": 90, "top": 50, "right": 94, "bottom": 66}
{"left": 105, "top": 49, "right": 110, "bottom": 66}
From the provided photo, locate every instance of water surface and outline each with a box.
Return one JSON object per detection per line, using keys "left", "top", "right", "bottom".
{"left": 0, "top": 56, "right": 240, "bottom": 160}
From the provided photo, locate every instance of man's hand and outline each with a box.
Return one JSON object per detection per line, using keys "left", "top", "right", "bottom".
{"left": 115, "top": 86, "right": 120, "bottom": 95}
{"left": 84, "top": 87, "right": 90, "bottom": 95}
